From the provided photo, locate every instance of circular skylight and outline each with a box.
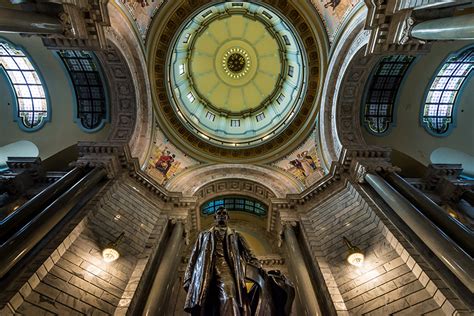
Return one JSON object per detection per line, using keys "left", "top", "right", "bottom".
{"left": 166, "top": 1, "right": 307, "bottom": 148}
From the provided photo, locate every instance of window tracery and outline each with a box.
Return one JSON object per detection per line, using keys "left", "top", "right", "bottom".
{"left": 0, "top": 40, "right": 49, "bottom": 130}
{"left": 201, "top": 196, "right": 267, "bottom": 216}
{"left": 58, "top": 50, "right": 107, "bottom": 131}
{"left": 363, "top": 55, "right": 415, "bottom": 135}
{"left": 422, "top": 47, "right": 473, "bottom": 135}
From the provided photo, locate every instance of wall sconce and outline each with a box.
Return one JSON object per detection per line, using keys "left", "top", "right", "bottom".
{"left": 343, "top": 236, "right": 364, "bottom": 267}
{"left": 102, "top": 232, "right": 125, "bottom": 263}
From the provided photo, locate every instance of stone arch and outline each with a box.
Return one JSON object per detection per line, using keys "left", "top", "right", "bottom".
{"left": 165, "top": 164, "right": 304, "bottom": 198}
{"left": 100, "top": 3, "right": 153, "bottom": 167}
{"left": 192, "top": 178, "right": 281, "bottom": 254}
{"left": 319, "top": 6, "right": 378, "bottom": 165}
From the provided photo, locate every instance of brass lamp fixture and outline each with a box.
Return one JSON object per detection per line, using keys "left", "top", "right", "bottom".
{"left": 102, "top": 232, "right": 125, "bottom": 263}
{"left": 343, "top": 236, "right": 365, "bottom": 267}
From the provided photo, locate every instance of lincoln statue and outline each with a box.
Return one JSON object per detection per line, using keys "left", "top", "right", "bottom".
{"left": 183, "top": 207, "right": 294, "bottom": 315}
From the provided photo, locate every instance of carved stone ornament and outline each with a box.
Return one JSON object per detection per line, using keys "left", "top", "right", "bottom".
{"left": 399, "top": 16, "right": 416, "bottom": 45}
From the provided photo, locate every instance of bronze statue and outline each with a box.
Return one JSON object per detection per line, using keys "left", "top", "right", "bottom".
{"left": 183, "top": 207, "right": 294, "bottom": 315}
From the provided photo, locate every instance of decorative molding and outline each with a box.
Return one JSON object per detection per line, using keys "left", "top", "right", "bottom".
{"left": 364, "top": 0, "right": 431, "bottom": 55}
{"left": 147, "top": 0, "right": 325, "bottom": 163}
{"left": 192, "top": 178, "right": 277, "bottom": 232}
{"left": 166, "top": 164, "right": 304, "bottom": 198}
{"left": 95, "top": 42, "right": 137, "bottom": 144}
{"left": 335, "top": 44, "right": 375, "bottom": 149}
{"left": 258, "top": 255, "right": 285, "bottom": 266}
{"left": 319, "top": 11, "right": 368, "bottom": 165}
{"left": 194, "top": 179, "right": 276, "bottom": 203}
{"left": 40, "top": 0, "right": 111, "bottom": 50}
{"left": 105, "top": 6, "right": 154, "bottom": 166}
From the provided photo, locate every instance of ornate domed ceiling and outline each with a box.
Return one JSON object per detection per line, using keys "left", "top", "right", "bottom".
{"left": 168, "top": 2, "right": 306, "bottom": 148}
{"left": 148, "top": 0, "right": 327, "bottom": 163}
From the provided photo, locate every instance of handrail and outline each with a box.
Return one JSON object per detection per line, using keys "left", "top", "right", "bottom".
{"left": 0, "top": 167, "right": 86, "bottom": 242}
{"left": 365, "top": 173, "right": 474, "bottom": 293}
{"left": 384, "top": 172, "right": 474, "bottom": 256}
{"left": 0, "top": 167, "right": 106, "bottom": 278}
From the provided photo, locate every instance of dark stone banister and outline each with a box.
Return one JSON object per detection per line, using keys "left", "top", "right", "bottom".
{"left": 0, "top": 167, "right": 86, "bottom": 243}
{"left": 0, "top": 167, "right": 107, "bottom": 279}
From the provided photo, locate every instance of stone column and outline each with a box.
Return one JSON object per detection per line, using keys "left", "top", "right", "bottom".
{"left": 284, "top": 223, "right": 322, "bottom": 316}
{"left": 143, "top": 220, "right": 184, "bottom": 316}
{"left": 364, "top": 172, "right": 474, "bottom": 292}
{"left": 462, "top": 190, "right": 474, "bottom": 206}
{"left": 0, "top": 8, "right": 63, "bottom": 34}
{"left": 384, "top": 172, "right": 474, "bottom": 255}
{"left": 457, "top": 199, "right": 474, "bottom": 222}
{"left": 411, "top": 14, "right": 474, "bottom": 41}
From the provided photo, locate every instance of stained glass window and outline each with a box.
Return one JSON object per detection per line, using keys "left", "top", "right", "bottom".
{"left": 364, "top": 55, "right": 414, "bottom": 134}
{"left": 58, "top": 50, "right": 107, "bottom": 130}
{"left": 201, "top": 196, "right": 267, "bottom": 217}
{"left": 422, "top": 47, "right": 473, "bottom": 135}
{"left": 0, "top": 40, "right": 49, "bottom": 129}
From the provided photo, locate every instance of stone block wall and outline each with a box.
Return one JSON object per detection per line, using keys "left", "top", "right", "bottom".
{"left": 300, "top": 182, "right": 470, "bottom": 315}
{"left": 1, "top": 175, "right": 168, "bottom": 315}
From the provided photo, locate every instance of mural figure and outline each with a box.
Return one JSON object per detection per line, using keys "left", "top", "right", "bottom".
{"left": 146, "top": 127, "right": 198, "bottom": 185}
{"left": 289, "top": 157, "right": 305, "bottom": 176}
{"left": 154, "top": 147, "right": 175, "bottom": 177}
{"left": 290, "top": 150, "right": 319, "bottom": 178}
{"left": 324, "top": 0, "right": 341, "bottom": 10}
{"left": 184, "top": 207, "right": 294, "bottom": 315}
{"left": 302, "top": 150, "right": 317, "bottom": 170}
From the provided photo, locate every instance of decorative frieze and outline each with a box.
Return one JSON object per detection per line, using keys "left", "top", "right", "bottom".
{"left": 364, "top": 0, "right": 431, "bottom": 55}
{"left": 41, "top": 0, "right": 111, "bottom": 50}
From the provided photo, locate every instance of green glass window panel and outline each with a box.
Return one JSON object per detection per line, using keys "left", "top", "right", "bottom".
{"left": 200, "top": 196, "right": 267, "bottom": 216}
{"left": 58, "top": 50, "right": 107, "bottom": 130}
{"left": 364, "top": 55, "right": 415, "bottom": 134}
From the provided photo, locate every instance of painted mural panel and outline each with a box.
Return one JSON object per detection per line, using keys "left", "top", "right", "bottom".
{"left": 122, "top": 0, "right": 360, "bottom": 44}
{"left": 146, "top": 126, "right": 199, "bottom": 185}
{"left": 310, "top": 0, "right": 361, "bottom": 42}
{"left": 272, "top": 131, "right": 326, "bottom": 187}
{"left": 120, "top": 0, "right": 165, "bottom": 39}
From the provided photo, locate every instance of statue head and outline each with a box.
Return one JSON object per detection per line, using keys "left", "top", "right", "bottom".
{"left": 214, "top": 207, "right": 229, "bottom": 226}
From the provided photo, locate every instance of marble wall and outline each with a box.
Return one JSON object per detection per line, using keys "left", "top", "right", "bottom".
{"left": 300, "top": 182, "right": 470, "bottom": 315}
{"left": 1, "top": 176, "right": 168, "bottom": 315}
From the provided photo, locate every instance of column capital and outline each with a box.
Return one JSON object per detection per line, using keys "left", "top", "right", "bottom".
{"left": 365, "top": 1, "right": 429, "bottom": 55}
{"left": 72, "top": 142, "right": 128, "bottom": 179}
{"left": 350, "top": 159, "right": 401, "bottom": 184}
{"left": 1, "top": 1, "right": 110, "bottom": 50}
{"left": 277, "top": 211, "right": 300, "bottom": 247}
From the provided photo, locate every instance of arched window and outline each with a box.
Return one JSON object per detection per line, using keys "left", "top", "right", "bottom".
{"left": 57, "top": 50, "right": 108, "bottom": 131}
{"left": 0, "top": 39, "right": 49, "bottom": 130}
{"left": 422, "top": 47, "right": 473, "bottom": 135}
{"left": 363, "top": 55, "right": 415, "bottom": 134}
{"left": 201, "top": 196, "right": 267, "bottom": 217}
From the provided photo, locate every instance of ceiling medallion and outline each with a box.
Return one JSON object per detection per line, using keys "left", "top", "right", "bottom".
{"left": 222, "top": 48, "right": 251, "bottom": 79}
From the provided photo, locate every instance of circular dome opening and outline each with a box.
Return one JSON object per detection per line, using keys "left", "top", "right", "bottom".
{"left": 224, "top": 49, "right": 249, "bottom": 76}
